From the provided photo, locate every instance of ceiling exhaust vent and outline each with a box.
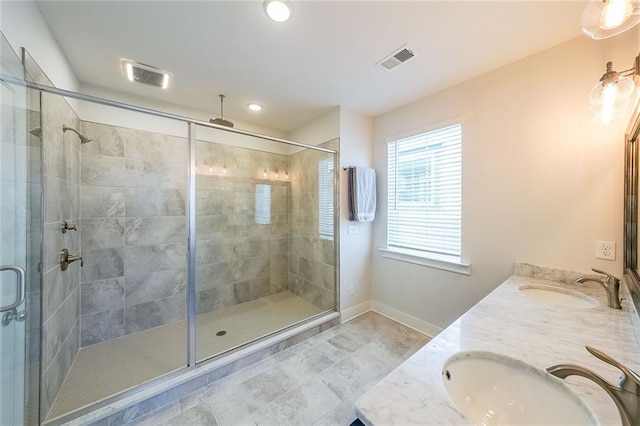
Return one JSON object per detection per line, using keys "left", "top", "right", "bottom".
{"left": 376, "top": 45, "right": 415, "bottom": 71}
{"left": 122, "top": 60, "right": 172, "bottom": 89}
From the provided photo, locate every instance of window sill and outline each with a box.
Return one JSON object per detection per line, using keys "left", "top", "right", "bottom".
{"left": 379, "top": 248, "right": 471, "bottom": 275}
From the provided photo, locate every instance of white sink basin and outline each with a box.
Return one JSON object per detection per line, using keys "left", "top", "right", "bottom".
{"left": 442, "top": 351, "right": 597, "bottom": 425}
{"left": 518, "top": 284, "right": 599, "bottom": 308}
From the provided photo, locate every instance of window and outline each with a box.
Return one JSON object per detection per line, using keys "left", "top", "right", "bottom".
{"left": 387, "top": 123, "right": 462, "bottom": 261}
{"left": 255, "top": 184, "right": 271, "bottom": 225}
{"left": 318, "top": 157, "right": 334, "bottom": 240}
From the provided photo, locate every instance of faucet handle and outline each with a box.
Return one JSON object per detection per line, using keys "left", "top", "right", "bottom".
{"left": 591, "top": 268, "right": 619, "bottom": 284}
{"left": 586, "top": 346, "right": 640, "bottom": 393}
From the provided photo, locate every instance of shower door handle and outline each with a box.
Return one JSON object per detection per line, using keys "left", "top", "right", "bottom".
{"left": 0, "top": 265, "right": 25, "bottom": 313}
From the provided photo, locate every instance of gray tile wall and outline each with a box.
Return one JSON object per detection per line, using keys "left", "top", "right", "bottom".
{"left": 40, "top": 91, "right": 82, "bottom": 418}
{"left": 195, "top": 141, "right": 290, "bottom": 314}
{"left": 78, "top": 124, "right": 338, "bottom": 345}
{"left": 288, "top": 140, "right": 338, "bottom": 310}
{"left": 79, "top": 122, "right": 188, "bottom": 346}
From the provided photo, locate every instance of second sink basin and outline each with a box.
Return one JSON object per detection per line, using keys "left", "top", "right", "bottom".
{"left": 518, "top": 284, "right": 599, "bottom": 308}
{"left": 442, "top": 351, "right": 597, "bottom": 425}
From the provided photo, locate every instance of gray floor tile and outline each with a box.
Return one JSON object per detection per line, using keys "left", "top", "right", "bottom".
{"left": 251, "top": 378, "right": 340, "bottom": 425}
{"left": 313, "top": 399, "right": 359, "bottom": 426}
{"left": 134, "top": 312, "right": 429, "bottom": 426}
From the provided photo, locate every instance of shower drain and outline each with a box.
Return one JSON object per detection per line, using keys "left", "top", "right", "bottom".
{"left": 216, "top": 330, "right": 227, "bottom": 336}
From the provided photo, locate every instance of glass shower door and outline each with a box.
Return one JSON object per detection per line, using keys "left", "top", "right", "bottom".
{"left": 193, "top": 124, "right": 337, "bottom": 363}
{"left": 0, "top": 35, "right": 41, "bottom": 426}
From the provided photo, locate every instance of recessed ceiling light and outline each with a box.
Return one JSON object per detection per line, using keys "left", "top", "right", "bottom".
{"left": 264, "top": 0, "right": 293, "bottom": 22}
{"left": 248, "top": 103, "right": 263, "bottom": 112}
{"left": 121, "top": 60, "right": 172, "bottom": 89}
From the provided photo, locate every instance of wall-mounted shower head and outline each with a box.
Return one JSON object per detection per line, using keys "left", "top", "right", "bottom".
{"left": 28, "top": 127, "right": 42, "bottom": 138}
{"left": 62, "top": 124, "right": 93, "bottom": 144}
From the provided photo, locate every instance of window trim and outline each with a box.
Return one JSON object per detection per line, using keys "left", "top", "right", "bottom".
{"left": 379, "top": 247, "right": 471, "bottom": 275}
{"left": 385, "top": 117, "right": 468, "bottom": 274}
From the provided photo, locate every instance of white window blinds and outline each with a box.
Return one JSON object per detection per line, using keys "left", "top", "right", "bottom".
{"left": 387, "top": 123, "right": 462, "bottom": 258}
{"left": 318, "top": 157, "right": 334, "bottom": 240}
{"left": 255, "top": 184, "right": 271, "bottom": 225}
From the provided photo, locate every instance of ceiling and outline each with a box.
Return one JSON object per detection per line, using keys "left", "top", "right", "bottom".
{"left": 35, "top": 1, "right": 586, "bottom": 132}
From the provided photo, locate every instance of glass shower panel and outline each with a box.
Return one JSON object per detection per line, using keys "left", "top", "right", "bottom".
{"left": 194, "top": 125, "right": 337, "bottom": 363}
{"left": 0, "top": 36, "right": 42, "bottom": 426}
{"left": 40, "top": 97, "right": 190, "bottom": 421}
{"left": 288, "top": 140, "right": 338, "bottom": 315}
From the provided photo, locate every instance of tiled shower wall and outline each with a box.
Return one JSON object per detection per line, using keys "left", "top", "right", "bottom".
{"left": 40, "top": 91, "right": 81, "bottom": 418}
{"left": 77, "top": 125, "right": 308, "bottom": 346}
{"left": 288, "top": 140, "right": 337, "bottom": 310}
{"left": 195, "top": 141, "right": 290, "bottom": 314}
{"left": 78, "top": 121, "right": 188, "bottom": 346}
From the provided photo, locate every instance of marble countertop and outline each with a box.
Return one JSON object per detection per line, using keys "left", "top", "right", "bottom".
{"left": 355, "top": 266, "right": 640, "bottom": 425}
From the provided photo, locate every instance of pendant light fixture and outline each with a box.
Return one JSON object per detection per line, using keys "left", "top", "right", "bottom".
{"left": 581, "top": 0, "right": 640, "bottom": 39}
{"left": 589, "top": 55, "right": 639, "bottom": 124}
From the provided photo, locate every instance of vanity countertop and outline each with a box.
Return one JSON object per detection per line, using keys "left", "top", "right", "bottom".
{"left": 355, "top": 269, "right": 640, "bottom": 425}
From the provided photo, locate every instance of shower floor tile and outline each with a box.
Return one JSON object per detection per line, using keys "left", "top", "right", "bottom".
{"left": 46, "top": 291, "right": 322, "bottom": 421}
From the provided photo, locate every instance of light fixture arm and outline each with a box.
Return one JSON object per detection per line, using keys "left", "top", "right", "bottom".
{"left": 619, "top": 54, "right": 640, "bottom": 78}
{"left": 590, "top": 52, "right": 640, "bottom": 125}
{"left": 599, "top": 54, "right": 640, "bottom": 84}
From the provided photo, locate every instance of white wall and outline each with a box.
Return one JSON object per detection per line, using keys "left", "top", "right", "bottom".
{"left": 372, "top": 31, "right": 640, "bottom": 331}
{"left": 338, "top": 107, "right": 374, "bottom": 317}
{"left": 0, "top": 0, "right": 79, "bottom": 102}
{"left": 288, "top": 107, "right": 340, "bottom": 147}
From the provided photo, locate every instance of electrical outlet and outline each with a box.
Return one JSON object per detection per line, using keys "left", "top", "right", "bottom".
{"left": 348, "top": 285, "right": 354, "bottom": 296}
{"left": 596, "top": 240, "right": 616, "bottom": 260}
{"left": 348, "top": 225, "right": 358, "bottom": 235}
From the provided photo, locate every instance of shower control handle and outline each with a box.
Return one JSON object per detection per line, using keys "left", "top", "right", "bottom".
{"left": 60, "top": 248, "right": 83, "bottom": 271}
{"left": 61, "top": 221, "right": 77, "bottom": 233}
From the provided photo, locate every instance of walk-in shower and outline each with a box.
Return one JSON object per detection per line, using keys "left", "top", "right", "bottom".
{"left": 1, "top": 35, "right": 339, "bottom": 425}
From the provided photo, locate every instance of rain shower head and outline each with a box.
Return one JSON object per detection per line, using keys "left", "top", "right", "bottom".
{"left": 62, "top": 124, "right": 93, "bottom": 144}
{"left": 209, "top": 94, "right": 234, "bottom": 128}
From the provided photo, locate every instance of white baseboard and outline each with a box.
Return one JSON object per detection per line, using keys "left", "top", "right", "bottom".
{"left": 340, "top": 300, "right": 372, "bottom": 323}
{"left": 371, "top": 301, "right": 442, "bottom": 338}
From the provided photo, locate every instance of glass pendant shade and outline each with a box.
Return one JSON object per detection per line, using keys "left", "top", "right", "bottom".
{"left": 589, "top": 75, "right": 635, "bottom": 123}
{"left": 581, "top": 0, "right": 640, "bottom": 39}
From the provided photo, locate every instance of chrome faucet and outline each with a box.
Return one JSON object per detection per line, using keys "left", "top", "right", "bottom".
{"left": 547, "top": 346, "right": 640, "bottom": 426}
{"left": 576, "top": 268, "right": 622, "bottom": 309}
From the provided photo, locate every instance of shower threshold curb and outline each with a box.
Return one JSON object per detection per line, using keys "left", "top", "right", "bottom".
{"left": 48, "top": 311, "right": 340, "bottom": 426}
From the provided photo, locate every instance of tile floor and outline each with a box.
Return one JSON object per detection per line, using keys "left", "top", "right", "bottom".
{"left": 49, "top": 292, "right": 322, "bottom": 420}
{"left": 127, "top": 312, "right": 430, "bottom": 426}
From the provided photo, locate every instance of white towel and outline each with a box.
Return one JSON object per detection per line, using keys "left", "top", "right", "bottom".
{"left": 348, "top": 167, "right": 376, "bottom": 222}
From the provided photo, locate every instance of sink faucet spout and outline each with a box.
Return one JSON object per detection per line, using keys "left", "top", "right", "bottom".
{"left": 547, "top": 346, "right": 640, "bottom": 426}
{"left": 576, "top": 268, "right": 622, "bottom": 309}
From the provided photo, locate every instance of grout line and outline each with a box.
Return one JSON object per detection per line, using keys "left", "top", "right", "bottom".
{"left": 42, "top": 270, "right": 80, "bottom": 324}
{"left": 42, "top": 316, "right": 80, "bottom": 378}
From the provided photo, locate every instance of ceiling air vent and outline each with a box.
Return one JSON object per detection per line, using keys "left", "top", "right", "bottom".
{"left": 376, "top": 45, "right": 415, "bottom": 71}
{"left": 122, "top": 60, "right": 172, "bottom": 89}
